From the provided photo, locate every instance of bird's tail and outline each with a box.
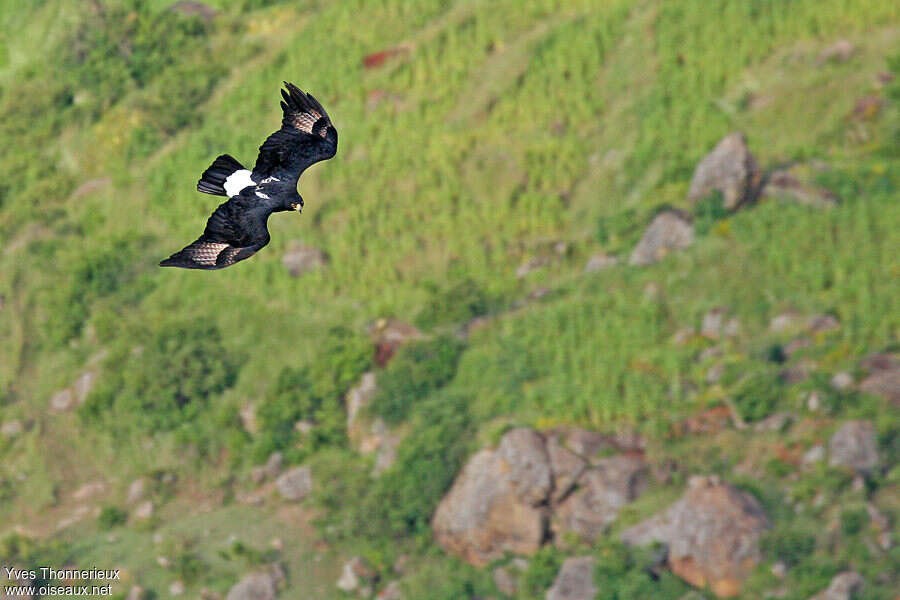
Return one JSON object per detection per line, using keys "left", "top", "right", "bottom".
{"left": 197, "top": 154, "right": 245, "bottom": 196}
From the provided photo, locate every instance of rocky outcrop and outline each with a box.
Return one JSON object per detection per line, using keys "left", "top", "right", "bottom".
{"left": 808, "top": 571, "right": 863, "bottom": 600}
{"left": 552, "top": 455, "right": 648, "bottom": 544}
{"left": 858, "top": 353, "right": 900, "bottom": 405}
{"left": 828, "top": 421, "right": 879, "bottom": 473}
{"left": 546, "top": 556, "right": 597, "bottom": 600}
{"left": 337, "top": 557, "right": 376, "bottom": 593}
{"left": 433, "top": 427, "right": 646, "bottom": 566}
{"left": 49, "top": 371, "right": 96, "bottom": 412}
{"left": 629, "top": 210, "right": 695, "bottom": 266}
{"left": 275, "top": 466, "right": 312, "bottom": 502}
{"left": 688, "top": 132, "right": 761, "bottom": 210}
{"left": 369, "top": 318, "right": 423, "bottom": 367}
{"left": 584, "top": 253, "right": 618, "bottom": 273}
{"left": 621, "top": 475, "right": 770, "bottom": 597}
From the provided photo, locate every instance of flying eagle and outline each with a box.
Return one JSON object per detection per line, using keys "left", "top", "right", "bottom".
{"left": 160, "top": 82, "right": 337, "bottom": 269}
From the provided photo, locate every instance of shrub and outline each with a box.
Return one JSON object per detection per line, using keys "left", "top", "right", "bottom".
{"left": 762, "top": 524, "right": 817, "bottom": 566}
{"left": 416, "top": 278, "right": 492, "bottom": 328}
{"left": 251, "top": 326, "right": 371, "bottom": 461}
{"left": 80, "top": 321, "right": 240, "bottom": 435}
{"left": 370, "top": 336, "right": 466, "bottom": 424}
{"left": 729, "top": 368, "right": 783, "bottom": 423}
{"left": 839, "top": 507, "right": 869, "bottom": 536}
{"left": 97, "top": 506, "right": 128, "bottom": 530}
{"left": 693, "top": 190, "right": 729, "bottom": 235}
{"left": 519, "top": 546, "right": 563, "bottom": 600}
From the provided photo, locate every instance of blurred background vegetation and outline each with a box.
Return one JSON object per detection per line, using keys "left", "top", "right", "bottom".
{"left": 0, "top": 0, "right": 898, "bottom": 598}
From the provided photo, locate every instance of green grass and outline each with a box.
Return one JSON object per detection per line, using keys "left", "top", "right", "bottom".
{"left": 0, "top": 0, "right": 898, "bottom": 598}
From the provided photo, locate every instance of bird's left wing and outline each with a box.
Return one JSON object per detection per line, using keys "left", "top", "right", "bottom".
{"left": 160, "top": 194, "right": 271, "bottom": 270}
{"left": 252, "top": 82, "right": 337, "bottom": 181}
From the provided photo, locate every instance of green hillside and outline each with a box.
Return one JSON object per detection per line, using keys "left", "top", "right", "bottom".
{"left": 1, "top": 0, "right": 898, "bottom": 598}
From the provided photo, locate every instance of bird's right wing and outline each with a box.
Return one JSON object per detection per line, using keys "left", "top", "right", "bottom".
{"left": 159, "top": 196, "right": 269, "bottom": 270}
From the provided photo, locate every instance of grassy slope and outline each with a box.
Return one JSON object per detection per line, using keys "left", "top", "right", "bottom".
{"left": 0, "top": 0, "right": 898, "bottom": 598}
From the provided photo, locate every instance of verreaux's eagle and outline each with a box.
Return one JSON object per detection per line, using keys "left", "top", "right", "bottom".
{"left": 160, "top": 82, "right": 337, "bottom": 269}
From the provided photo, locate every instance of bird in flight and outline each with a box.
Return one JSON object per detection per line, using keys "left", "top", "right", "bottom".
{"left": 160, "top": 82, "right": 337, "bottom": 269}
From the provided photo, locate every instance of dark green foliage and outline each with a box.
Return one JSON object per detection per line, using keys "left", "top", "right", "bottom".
{"left": 761, "top": 524, "right": 817, "bottom": 566}
{"left": 416, "top": 278, "right": 492, "bottom": 328}
{"left": 518, "top": 546, "right": 563, "bottom": 599}
{"left": 97, "top": 506, "right": 128, "bottom": 530}
{"left": 592, "top": 541, "right": 689, "bottom": 600}
{"left": 595, "top": 207, "right": 640, "bottom": 248}
{"left": 251, "top": 327, "right": 371, "bottom": 461}
{"left": 693, "top": 190, "right": 729, "bottom": 235}
{"left": 729, "top": 368, "right": 783, "bottom": 422}
{"left": 839, "top": 506, "right": 869, "bottom": 536}
{"left": 313, "top": 393, "right": 473, "bottom": 550}
{"left": 80, "top": 321, "right": 239, "bottom": 435}
{"left": 371, "top": 336, "right": 466, "bottom": 424}
{"left": 0, "top": 534, "right": 74, "bottom": 589}
{"left": 42, "top": 239, "right": 151, "bottom": 344}
{"left": 399, "top": 557, "right": 495, "bottom": 600}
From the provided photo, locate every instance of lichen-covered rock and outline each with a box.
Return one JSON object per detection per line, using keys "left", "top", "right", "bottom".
{"left": 226, "top": 571, "right": 279, "bottom": 600}
{"left": 808, "top": 571, "right": 863, "bottom": 600}
{"left": 546, "top": 556, "right": 596, "bottom": 600}
{"left": 432, "top": 430, "right": 550, "bottom": 566}
{"left": 828, "top": 421, "right": 879, "bottom": 473}
{"left": 688, "top": 132, "right": 761, "bottom": 210}
{"left": 629, "top": 210, "right": 695, "bottom": 266}
{"left": 275, "top": 466, "right": 312, "bottom": 502}
{"left": 621, "top": 475, "right": 770, "bottom": 597}
{"left": 553, "top": 456, "right": 648, "bottom": 543}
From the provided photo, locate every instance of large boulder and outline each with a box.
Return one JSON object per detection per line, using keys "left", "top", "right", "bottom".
{"left": 275, "top": 466, "right": 312, "bottom": 502}
{"left": 688, "top": 132, "right": 761, "bottom": 210}
{"left": 828, "top": 421, "right": 879, "bottom": 473}
{"left": 629, "top": 210, "right": 695, "bottom": 266}
{"left": 546, "top": 556, "right": 597, "bottom": 600}
{"left": 858, "top": 354, "right": 900, "bottom": 405}
{"left": 432, "top": 428, "right": 552, "bottom": 566}
{"left": 621, "top": 475, "right": 770, "bottom": 597}
{"left": 553, "top": 456, "right": 649, "bottom": 543}
{"left": 808, "top": 571, "right": 863, "bottom": 600}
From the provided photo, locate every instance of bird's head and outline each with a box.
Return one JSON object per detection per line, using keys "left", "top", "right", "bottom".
{"left": 286, "top": 195, "right": 304, "bottom": 212}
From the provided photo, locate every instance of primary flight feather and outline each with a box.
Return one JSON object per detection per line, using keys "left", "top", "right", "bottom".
{"left": 160, "top": 82, "right": 337, "bottom": 270}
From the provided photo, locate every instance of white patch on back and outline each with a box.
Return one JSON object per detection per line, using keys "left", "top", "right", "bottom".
{"left": 224, "top": 170, "right": 254, "bottom": 197}
{"left": 255, "top": 191, "right": 271, "bottom": 200}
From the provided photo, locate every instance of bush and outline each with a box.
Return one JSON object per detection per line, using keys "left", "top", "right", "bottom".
{"left": 416, "top": 278, "right": 492, "bottom": 328}
{"left": 519, "top": 546, "right": 563, "bottom": 599}
{"left": 729, "top": 367, "right": 783, "bottom": 423}
{"left": 693, "top": 190, "right": 729, "bottom": 235}
{"left": 251, "top": 326, "right": 371, "bottom": 461}
{"left": 762, "top": 524, "right": 817, "bottom": 566}
{"left": 97, "top": 506, "right": 128, "bottom": 530}
{"left": 80, "top": 321, "right": 240, "bottom": 435}
{"left": 839, "top": 507, "right": 869, "bottom": 536}
{"left": 370, "top": 336, "right": 466, "bottom": 424}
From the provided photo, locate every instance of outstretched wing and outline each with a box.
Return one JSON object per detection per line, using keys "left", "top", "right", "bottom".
{"left": 252, "top": 82, "right": 338, "bottom": 181}
{"left": 160, "top": 194, "right": 271, "bottom": 270}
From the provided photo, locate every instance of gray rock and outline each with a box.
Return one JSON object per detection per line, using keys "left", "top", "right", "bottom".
{"left": 496, "top": 428, "right": 553, "bottom": 506}
{"left": 264, "top": 452, "right": 283, "bottom": 479}
{"left": 545, "top": 434, "right": 587, "bottom": 502}
{"left": 584, "top": 253, "right": 618, "bottom": 273}
{"left": 830, "top": 372, "right": 854, "bottom": 391}
{"left": 226, "top": 572, "right": 278, "bottom": 600}
{"left": 553, "top": 456, "right": 648, "bottom": 543}
{"left": 493, "top": 565, "right": 519, "bottom": 596}
{"left": 807, "top": 314, "right": 840, "bottom": 334}
{"left": 275, "top": 466, "right": 312, "bottom": 502}
{"left": 346, "top": 372, "right": 377, "bottom": 429}
{"left": 818, "top": 40, "right": 856, "bottom": 64}
{"left": 829, "top": 421, "right": 879, "bottom": 473}
{"left": 337, "top": 557, "right": 374, "bottom": 592}
{"left": 621, "top": 475, "right": 770, "bottom": 597}
{"left": 377, "top": 581, "right": 403, "bottom": 600}
{"left": 770, "top": 311, "right": 804, "bottom": 333}
{"left": 859, "top": 367, "right": 900, "bottom": 405}
{"left": 802, "top": 445, "right": 826, "bottom": 465}
{"left": 688, "top": 132, "right": 761, "bottom": 210}
{"left": 134, "top": 500, "right": 154, "bottom": 520}
{"left": 432, "top": 445, "right": 547, "bottom": 566}
{"left": 50, "top": 388, "right": 75, "bottom": 412}
{"left": 282, "top": 243, "right": 327, "bottom": 277}
{"left": 169, "top": 581, "right": 185, "bottom": 596}
{"left": 239, "top": 403, "right": 258, "bottom": 435}
{"left": 701, "top": 307, "right": 728, "bottom": 339}
{"left": 127, "top": 478, "right": 147, "bottom": 505}
{"left": 73, "top": 371, "right": 95, "bottom": 405}
{"left": 629, "top": 210, "right": 695, "bottom": 266}
{"left": 1, "top": 419, "right": 23, "bottom": 437}
{"left": 546, "top": 556, "right": 596, "bottom": 600}
{"left": 762, "top": 165, "right": 837, "bottom": 208}
{"left": 808, "top": 571, "right": 863, "bottom": 600}
{"left": 754, "top": 412, "right": 794, "bottom": 433}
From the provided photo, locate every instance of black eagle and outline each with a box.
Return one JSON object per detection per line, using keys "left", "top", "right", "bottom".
{"left": 160, "top": 82, "right": 337, "bottom": 269}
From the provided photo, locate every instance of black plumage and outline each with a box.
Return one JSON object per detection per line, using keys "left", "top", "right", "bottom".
{"left": 160, "top": 82, "right": 337, "bottom": 270}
